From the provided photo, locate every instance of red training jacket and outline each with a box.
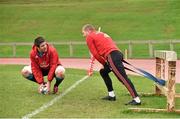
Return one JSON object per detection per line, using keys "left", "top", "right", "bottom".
{"left": 86, "top": 31, "right": 119, "bottom": 65}
{"left": 30, "top": 44, "right": 61, "bottom": 84}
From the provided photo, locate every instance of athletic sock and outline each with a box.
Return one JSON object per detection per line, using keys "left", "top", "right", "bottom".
{"left": 133, "top": 96, "right": 141, "bottom": 103}
{"left": 54, "top": 77, "right": 64, "bottom": 87}
{"left": 26, "top": 74, "right": 37, "bottom": 83}
{"left": 108, "top": 91, "right": 115, "bottom": 97}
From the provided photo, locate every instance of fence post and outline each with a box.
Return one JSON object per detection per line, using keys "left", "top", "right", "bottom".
{"left": 13, "top": 43, "right": 16, "bottom": 57}
{"left": 170, "top": 40, "right": 174, "bottom": 51}
{"left": 148, "top": 41, "right": 153, "bottom": 58}
{"left": 128, "top": 41, "right": 132, "bottom": 58}
{"left": 69, "top": 42, "right": 73, "bottom": 57}
{"left": 124, "top": 49, "right": 128, "bottom": 59}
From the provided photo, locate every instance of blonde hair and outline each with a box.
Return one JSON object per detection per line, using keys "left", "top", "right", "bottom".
{"left": 82, "top": 24, "right": 96, "bottom": 32}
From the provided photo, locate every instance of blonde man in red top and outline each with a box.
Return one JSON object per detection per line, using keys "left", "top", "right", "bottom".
{"left": 82, "top": 24, "right": 141, "bottom": 105}
{"left": 21, "top": 36, "right": 65, "bottom": 94}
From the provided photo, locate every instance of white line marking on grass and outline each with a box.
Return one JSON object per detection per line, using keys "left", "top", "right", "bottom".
{"left": 22, "top": 75, "right": 89, "bottom": 119}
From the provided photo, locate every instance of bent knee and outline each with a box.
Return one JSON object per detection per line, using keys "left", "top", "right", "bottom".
{"left": 55, "top": 65, "right": 65, "bottom": 78}
{"left": 100, "top": 68, "right": 106, "bottom": 76}
{"left": 21, "top": 66, "right": 32, "bottom": 77}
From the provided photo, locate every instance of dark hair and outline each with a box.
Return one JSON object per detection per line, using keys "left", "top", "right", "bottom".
{"left": 34, "top": 36, "right": 45, "bottom": 47}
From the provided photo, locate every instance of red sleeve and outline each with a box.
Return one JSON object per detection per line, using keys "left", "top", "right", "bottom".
{"left": 88, "top": 54, "right": 95, "bottom": 71}
{"left": 30, "top": 53, "right": 43, "bottom": 84}
{"left": 86, "top": 36, "right": 106, "bottom": 65}
{"left": 47, "top": 48, "right": 59, "bottom": 81}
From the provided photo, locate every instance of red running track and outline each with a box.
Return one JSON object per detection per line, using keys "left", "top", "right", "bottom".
{"left": 0, "top": 58, "right": 179, "bottom": 83}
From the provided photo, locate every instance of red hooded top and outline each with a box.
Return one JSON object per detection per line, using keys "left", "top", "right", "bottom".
{"left": 30, "top": 44, "right": 61, "bottom": 84}
{"left": 86, "top": 31, "right": 119, "bottom": 65}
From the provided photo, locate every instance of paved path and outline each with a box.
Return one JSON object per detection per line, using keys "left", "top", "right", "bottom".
{"left": 0, "top": 58, "right": 179, "bottom": 83}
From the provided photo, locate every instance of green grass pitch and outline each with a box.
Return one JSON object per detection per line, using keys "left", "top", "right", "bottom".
{"left": 0, "top": 0, "right": 180, "bottom": 58}
{"left": 0, "top": 65, "right": 180, "bottom": 118}
{"left": 0, "top": 0, "right": 180, "bottom": 42}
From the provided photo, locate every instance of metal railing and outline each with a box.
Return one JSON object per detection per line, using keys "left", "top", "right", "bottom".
{"left": 0, "top": 40, "right": 180, "bottom": 58}
{"left": 115, "top": 40, "right": 180, "bottom": 58}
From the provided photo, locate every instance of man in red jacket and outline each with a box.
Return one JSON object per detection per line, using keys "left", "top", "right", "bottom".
{"left": 82, "top": 24, "right": 141, "bottom": 105}
{"left": 21, "top": 36, "right": 65, "bottom": 94}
